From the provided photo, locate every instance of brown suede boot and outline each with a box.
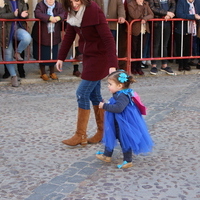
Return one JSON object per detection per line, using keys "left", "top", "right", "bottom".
{"left": 87, "top": 105, "right": 104, "bottom": 144}
{"left": 62, "top": 108, "right": 90, "bottom": 146}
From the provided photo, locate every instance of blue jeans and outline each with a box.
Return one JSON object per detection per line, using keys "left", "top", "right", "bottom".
{"left": 4, "top": 28, "right": 32, "bottom": 76}
{"left": 76, "top": 80, "right": 103, "bottom": 109}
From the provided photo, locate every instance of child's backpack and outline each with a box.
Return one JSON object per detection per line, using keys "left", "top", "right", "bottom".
{"left": 132, "top": 92, "right": 147, "bottom": 115}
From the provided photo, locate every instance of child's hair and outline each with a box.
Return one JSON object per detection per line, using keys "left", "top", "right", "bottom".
{"left": 108, "top": 70, "right": 136, "bottom": 89}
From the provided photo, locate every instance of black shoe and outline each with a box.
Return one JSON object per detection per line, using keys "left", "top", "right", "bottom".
{"left": 196, "top": 63, "right": 200, "bottom": 69}
{"left": 178, "top": 66, "right": 183, "bottom": 71}
{"left": 19, "top": 73, "right": 25, "bottom": 78}
{"left": 141, "top": 62, "right": 149, "bottom": 69}
{"left": 188, "top": 61, "right": 196, "bottom": 66}
{"left": 183, "top": 66, "right": 191, "bottom": 71}
{"left": 160, "top": 66, "right": 175, "bottom": 75}
{"left": 2, "top": 72, "right": 10, "bottom": 79}
{"left": 150, "top": 67, "right": 158, "bottom": 75}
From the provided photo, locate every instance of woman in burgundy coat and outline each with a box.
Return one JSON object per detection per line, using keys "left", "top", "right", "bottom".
{"left": 56, "top": 0, "right": 118, "bottom": 146}
{"left": 31, "top": 0, "right": 65, "bottom": 81}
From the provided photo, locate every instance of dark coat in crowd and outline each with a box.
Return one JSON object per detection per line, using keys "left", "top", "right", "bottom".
{"left": 0, "top": 0, "right": 29, "bottom": 48}
{"left": 31, "top": 0, "right": 65, "bottom": 46}
{"left": 148, "top": 0, "right": 176, "bottom": 18}
{"left": 175, "top": 0, "right": 200, "bottom": 35}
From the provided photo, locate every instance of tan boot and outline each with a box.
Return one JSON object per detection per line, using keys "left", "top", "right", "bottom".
{"left": 87, "top": 105, "right": 104, "bottom": 144}
{"left": 62, "top": 108, "right": 90, "bottom": 146}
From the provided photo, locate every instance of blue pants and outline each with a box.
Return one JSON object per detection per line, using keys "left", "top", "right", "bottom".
{"left": 76, "top": 79, "right": 103, "bottom": 109}
{"left": 4, "top": 28, "right": 32, "bottom": 76}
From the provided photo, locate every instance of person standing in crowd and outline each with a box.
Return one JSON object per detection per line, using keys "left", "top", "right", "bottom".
{"left": 0, "top": 0, "right": 32, "bottom": 87}
{"left": 31, "top": 0, "right": 65, "bottom": 81}
{"left": 93, "top": 0, "right": 126, "bottom": 39}
{"left": 175, "top": 0, "right": 200, "bottom": 71}
{"left": 93, "top": 0, "right": 126, "bottom": 70}
{"left": 94, "top": 0, "right": 126, "bottom": 39}
{"left": 149, "top": 0, "right": 176, "bottom": 75}
{"left": 96, "top": 70, "right": 154, "bottom": 169}
{"left": 56, "top": 0, "right": 118, "bottom": 146}
{"left": 2, "top": 1, "right": 29, "bottom": 79}
{"left": 127, "top": 0, "right": 154, "bottom": 75}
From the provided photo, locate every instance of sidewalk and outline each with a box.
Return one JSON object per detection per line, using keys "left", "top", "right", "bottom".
{"left": 0, "top": 61, "right": 200, "bottom": 200}
{"left": 0, "top": 61, "right": 200, "bottom": 86}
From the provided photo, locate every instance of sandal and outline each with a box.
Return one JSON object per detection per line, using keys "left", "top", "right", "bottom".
{"left": 96, "top": 151, "right": 111, "bottom": 163}
{"left": 117, "top": 161, "right": 133, "bottom": 169}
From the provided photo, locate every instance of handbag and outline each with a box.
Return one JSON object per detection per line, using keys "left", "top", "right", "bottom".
{"left": 132, "top": 92, "right": 147, "bottom": 115}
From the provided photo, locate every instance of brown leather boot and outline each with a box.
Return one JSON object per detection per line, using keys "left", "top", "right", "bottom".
{"left": 62, "top": 108, "right": 90, "bottom": 146}
{"left": 87, "top": 105, "right": 104, "bottom": 144}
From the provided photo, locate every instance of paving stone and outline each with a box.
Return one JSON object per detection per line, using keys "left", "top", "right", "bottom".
{"left": 44, "top": 193, "right": 66, "bottom": 200}
{"left": 78, "top": 167, "right": 97, "bottom": 175}
{"left": 33, "top": 184, "right": 59, "bottom": 195}
{"left": 56, "top": 184, "right": 76, "bottom": 193}
{"left": 0, "top": 71, "right": 199, "bottom": 200}
{"left": 50, "top": 176, "right": 68, "bottom": 185}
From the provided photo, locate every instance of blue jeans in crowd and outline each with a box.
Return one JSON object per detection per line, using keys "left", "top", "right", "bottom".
{"left": 4, "top": 28, "right": 32, "bottom": 76}
{"left": 76, "top": 79, "right": 103, "bottom": 110}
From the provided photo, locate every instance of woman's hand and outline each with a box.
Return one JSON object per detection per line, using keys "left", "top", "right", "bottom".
{"left": 195, "top": 14, "right": 200, "bottom": 20}
{"left": 118, "top": 17, "right": 125, "bottom": 24}
{"left": 166, "top": 12, "right": 175, "bottom": 19}
{"left": 49, "top": 16, "right": 60, "bottom": 23}
{"left": 56, "top": 60, "right": 63, "bottom": 72}
{"left": 21, "top": 10, "right": 28, "bottom": 18}
{"left": 136, "top": 0, "right": 144, "bottom": 6}
{"left": 14, "top": 9, "right": 18, "bottom": 17}
{"left": 99, "top": 102, "right": 104, "bottom": 109}
{"left": 164, "top": 15, "right": 171, "bottom": 20}
{"left": 109, "top": 67, "right": 116, "bottom": 74}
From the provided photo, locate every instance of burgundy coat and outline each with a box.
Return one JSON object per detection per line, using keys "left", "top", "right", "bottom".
{"left": 58, "top": 1, "right": 118, "bottom": 81}
{"left": 31, "top": 0, "right": 65, "bottom": 46}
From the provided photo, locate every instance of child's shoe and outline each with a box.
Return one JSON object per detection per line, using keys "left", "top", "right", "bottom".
{"left": 117, "top": 161, "right": 133, "bottom": 169}
{"left": 96, "top": 151, "right": 111, "bottom": 163}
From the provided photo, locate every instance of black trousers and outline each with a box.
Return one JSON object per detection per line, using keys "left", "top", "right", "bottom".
{"left": 174, "top": 32, "right": 191, "bottom": 68}
{"left": 151, "top": 22, "right": 171, "bottom": 65}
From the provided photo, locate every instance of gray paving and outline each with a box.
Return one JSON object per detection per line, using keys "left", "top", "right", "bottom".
{"left": 0, "top": 62, "right": 200, "bottom": 200}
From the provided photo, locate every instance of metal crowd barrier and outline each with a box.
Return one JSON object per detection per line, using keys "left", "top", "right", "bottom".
{"left": 0, "top": 18, "right": 199, "bottom": 75}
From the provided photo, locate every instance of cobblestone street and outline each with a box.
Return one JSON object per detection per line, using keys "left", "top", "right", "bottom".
{"left": 0, "top": 69, "right": 200, "bottom": 200}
